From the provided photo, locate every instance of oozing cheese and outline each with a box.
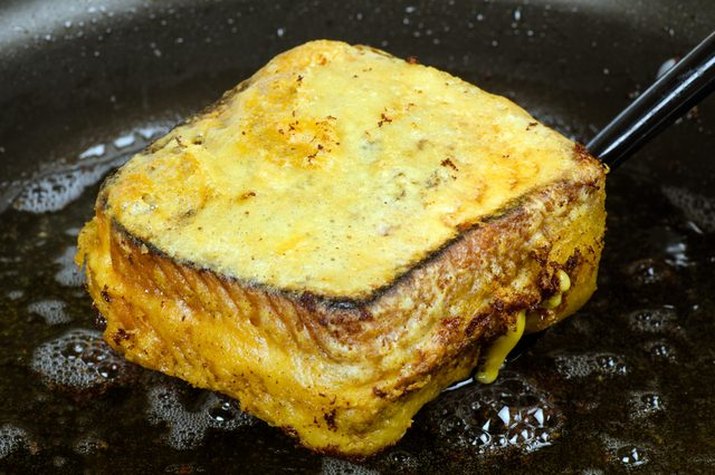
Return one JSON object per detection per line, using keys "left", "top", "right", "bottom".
{"left": 543, "top": 269, "right": 572, "bottom": 309}
{"left": 476, "top": 311, "right": 526, "bottom": 384}
{"left": 477, "top": 269, "right": 573, "bottom": 384}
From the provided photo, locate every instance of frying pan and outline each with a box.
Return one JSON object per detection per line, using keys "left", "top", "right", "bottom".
{"left": 1, "top": 0, "right": 714, "bottom": 472}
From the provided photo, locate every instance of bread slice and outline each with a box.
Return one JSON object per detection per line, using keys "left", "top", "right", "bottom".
{"left": 76, "top": 40, "right": 606, "bottom": 457}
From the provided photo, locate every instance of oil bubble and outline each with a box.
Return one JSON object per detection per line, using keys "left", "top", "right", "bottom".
{"left": 657, "top": 58, "right": 677, "bottom": 79}
{"left": 622, "top": 258, "right": 675, "bottom": 287}
{"left": 615, "top": 445, "right": 648, "bottom": 467}
{"left": 321, "top": 457, "right": 379, "bottom": 475}
{"left": 627, "top": 391, "right": 665, "bottom": 419}
{"left": 31, "top": 328, "right": 135, "bottom": 393}
{"left": 512, "top": 7, "right": 522, "bottom": 22}
{"left": 13, "top": 169, "right": 101, "bottom": 214}
{"left": 28, "top": 299, "right": 72, "bottom": 325}
{"left": 0, "top": 424, "right": 33, "bottom": 459}
{"left": 146, "top": 383, "right": 255, "bottom": 450}
{"left": 374, "top": 449, "right": 420, "bottom": 473}
{"left": 643, "top": 340, "right": 678, "bottom": 362}
{"left": 601, "top": 435, "right": 650, "bottom": 468}
{"left": 165, "top": 463, "right": 206, "bottom": 473}
{"left": 78, "top": 144, "right": 106, "bottom": 160}
{"left": 73, "top": 433, "right": 108, "bottom": 455}
{"left": 207, "top": 400, "right": 235, "bottom": 423}
{"left": 423, "top": 372, "right": 563, "bottom": 455}
{"left": 54, "top": 246, "right": 84, "bottom": 287}
{"left": 552, "top": 352, "right": 628, "bottom": 379}
{"left": 112, "top": 134, "right": 136, "bottom": 150}
{"left": 7, "top": 289, "right": 24, "bottom": 300}
{"left": 12, "top": 124, "right": 172, "bottom": 214}
{"left": 627, "top": 307, "right": 681, "bottom": 335}
{"left": 136, "top": 124, "right": 170, "bottom": 140}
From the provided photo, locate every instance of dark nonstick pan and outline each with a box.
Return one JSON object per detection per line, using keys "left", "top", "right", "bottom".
{"left": 1, "top": 1, "right": 714, "bottom": 472}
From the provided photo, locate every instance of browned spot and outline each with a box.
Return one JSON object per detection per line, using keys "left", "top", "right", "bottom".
{"left": 492, "top": 298, "right": 506, "bottom": 314}
{"left": 564, "top": 249, "right": 582, "bottom": 274}
{"left": 299, "top": 292, "right": 318, "bottom": 313}
{"left": 180, "top": 209, "right": 197, "bottom": 220}
{"left": 536, "top": 262, "right": 563, "bottom": 298}
{"left": 465, "top": 295, "right": 530, "bottom": 338}
{"left": 441, "top": 316, "right": 461, "bottom": 332}
{"left": 112, "top": 328, "right": 130, "bottom": 346}
{"left": 323, "top": 409, "right": 337, "bottom": 431}
{"left": 406, "top": 56, "right": 419, "bottom": 64}
{"left": 358, "top": 307, "right": 373, "bottom": 322}
{"left": 509, "top": 295, "right": 533, "bottom": 313}
{"left": 529, "top": 245, "right": 550, "bottom": 266}
{"left": 97, "top": 191, "right": 109, "bottom": 210}
{"left": 372, "top": 386, "right": 388, "bottom": 398}
{"left": 526, "top": 121, "right": 538, "bottom": 130}
{"left": 455, "top": 221, "right": 474, "bottom": 233}
{"left": 573, "top": 143, "right": 604, "bottom": 171}
{"left": 377, "top": 112, "right": 393, "bottom": 128}
{"left": 100, "top": 285, "right": 112, "bottom": 303}
{"left": 440, "top": 158, "right": 459, "bottom": 172}
{"left": 239, "top": 191, "right": 256, "bottom": 201}
{"left": 437, "top": 316, "right": 462, "bottom": 344}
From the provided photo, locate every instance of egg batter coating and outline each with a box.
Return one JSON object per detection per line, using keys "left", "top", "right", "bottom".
{"left": 77, "top": 40, "right": 606, "bottom": 457}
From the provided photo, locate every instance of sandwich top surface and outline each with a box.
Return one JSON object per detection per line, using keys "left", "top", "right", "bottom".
{"left": 104, "top": 40, "right": 586, "bottom": 300}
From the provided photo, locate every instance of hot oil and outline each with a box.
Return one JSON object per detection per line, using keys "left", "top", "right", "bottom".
{"left": 1, "top": 117, "right": 714, "bottom": 474}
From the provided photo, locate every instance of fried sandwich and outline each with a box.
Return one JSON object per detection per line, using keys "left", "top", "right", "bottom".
{"left": 76, "top": 40, "right": 606, "bottom": 457}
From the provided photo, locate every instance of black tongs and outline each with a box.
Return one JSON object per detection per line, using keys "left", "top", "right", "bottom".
{"left": 507, "top": 31, "right": 715, "bottom": 364}
{"left": 588, "top": 30, "right": 715, "bottom": 168}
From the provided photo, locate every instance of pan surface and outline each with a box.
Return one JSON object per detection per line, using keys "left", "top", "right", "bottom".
{"left": 1, "top": 0, "right": 714, "bottom": 472}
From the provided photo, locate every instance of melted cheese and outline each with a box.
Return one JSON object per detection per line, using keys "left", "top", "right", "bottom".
{"left": 476, "top": 311, "right": 526, "bottom": 384}
{"left": 477, "top": 270, "right": 574, "bottom": 384}
{"left": 543, "top": 269, "right": 572, "bottom": 309}
{"left": 104, "top": 40, "right": 580, "bottom": 299}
